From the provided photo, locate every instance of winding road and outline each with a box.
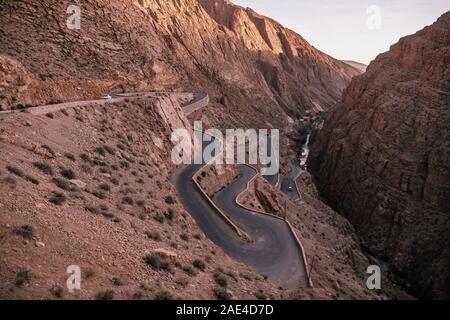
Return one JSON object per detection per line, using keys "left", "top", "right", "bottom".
{"left": 174, "top": 96, "right": 309, "bottom": 290}
{"left": 174, "top": 163, "right": 308, "bottom": 290}
{"left": 1, "top": 91, "right": 309, "bottom": 290}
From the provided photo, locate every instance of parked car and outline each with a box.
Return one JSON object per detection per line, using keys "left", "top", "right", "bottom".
{"left": 102, "top": 94, "right": 113, "bottom": 100}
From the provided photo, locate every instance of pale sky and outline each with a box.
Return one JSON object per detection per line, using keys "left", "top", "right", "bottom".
{"left": 232, "top": 0, "right": 450, "bottom": 64}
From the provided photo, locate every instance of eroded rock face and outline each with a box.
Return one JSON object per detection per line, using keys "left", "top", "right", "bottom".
{"left": 308, "top": 12, "right": 450, "bottom": 298}
{"left": 0, "top": 0, "right": 359, "bottom": 125}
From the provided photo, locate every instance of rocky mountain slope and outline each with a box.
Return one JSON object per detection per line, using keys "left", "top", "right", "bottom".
{"left": 309, "top": 12, "right": 450, "bottom": 299}
{"left": 0, "top": 95, "right": 285, "bottom": 300}
{"left": 342, "top": 61, "right": 367, "bottom": 73}
{"left": 0, "top": 0, "right": 359, "bottom": 127}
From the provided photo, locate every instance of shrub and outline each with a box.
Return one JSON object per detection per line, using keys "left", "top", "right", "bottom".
{"left": 104, "top": 146, "right": 115, "bottom": 155}
{"left": 175, "top": 278, "right": 189, "bottom": 288}
{"left": 48, "top": 99, "right": 62, "bottom": 105}
{"left": 122, "top": 196, "right": 134, "bottom": 205}
{"left": 111, "top": 278, "right": 124, "bottom": 286}
{"left": 50, "top": 286, "right": 64, "bottom": 298}
{"left": 14, "top": 225, "right": 35, "bottom": 239}
{"left": 194, "top": 234, "right": 202, "bottom": 240}
{"left": 92, "top": 190, "right": 106, "bottom": 199}
{"left": 15, "top": 270, "right": 30, "bottom": 287}
{"left": 60, "top": 168, "right": 76, "bottom": 180}
{"left": 33, "top": 162, "right": 53, "bottom": 175}
{"left": 153, "top": 214, "right": 164, "bottom": 224}
{"left": 65, "top": 153, "right": 76, "bottom": 161}
{"left": 136, "top": 200, "right": 145, "bottom": 207}
{"left": 213, "top": 287, "right": 231, "bottom": 300}
{"left": 119, "top": 161, "right": 130, "bottom": 169}
{"left": 6, "top": 165, "right": 24, "bottom": 177}
{"left": 25, "top": 175, "right": 40, "bottom": 185}
{"left": 181, "top": 265, "right": 197, "bottom": 277}
{"left": 255, "top": 290, "right": 267, "bottom": 300}
{"left": 80, "top": 164, "right": 92, "bottom": 174}
{"left": 80, "top": 153, "right": 92, "bottom": 164}
{"left": 45, "top": 112, "right": 54, "bottom": 119}
{"left": 192, "top": 259, "right": 206, "bottom": 272}
{"left": 42, "top": 145, "right": 56, "bottom": 157}
{"left": 145, "top": 231, "right": 161, "bottom": 241}
{"left": 165, "top": 208, "right": 175, "bottom": 221}
{"left": 52, "top": 178, "right": 75, "bottom": 191}
{"left": 213, "top": 272, "right": 228, "bottom": 288}
{"left": 1, "top": 176, "right": 16, "bottom": 186}
{"left": 164, "top": 195, "right": 175, "bottom": 205}
{"left": 95, "top": 290, "right": 114, "bottom": 300}
{"left": 180, "top": 233, "right": 189, "bottom": 242}
{"left": 132, "top": 291, "right": 143, "bottom": 300}
{"left": 95, "top": 147, "right": 106, "bottom": 156}
{"left": 61, "top": 109, "right": 69, "bottom": 116}
{"left": 99, "top": 183, "right": 110, "bottom": 191}
{"left": 49, "top": 192, "right": 66, "bottom": 205}
{"left": 143, "top": 254, "right": 172, "bottom": 272}
{"left": 84, "top": 269, "right": 95, "bottom": 279}
{"left": 154, "top": 290, "right": 173, "bottom": 300}
{"left": 85, "top": 206, "right": 99, "bottom": 215}
{"left": 111, "top": 178, "right": 119, "bottom": 185}
{"left": 6, "top": 166, "right": 39, "bottom": 185}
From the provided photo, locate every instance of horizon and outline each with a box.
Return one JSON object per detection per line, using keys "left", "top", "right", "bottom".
{"left": 233, "top": 0, "right": 450, "bottom": 64}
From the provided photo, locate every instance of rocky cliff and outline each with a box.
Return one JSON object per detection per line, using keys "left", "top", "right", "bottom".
{"left": 309, "top": 12, "right": 450, "bottom": 299}
{"left": 0, "top": 0, "right": 359, "bottom": 127}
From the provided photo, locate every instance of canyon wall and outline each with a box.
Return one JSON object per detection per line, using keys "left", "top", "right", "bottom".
{"left": 309, "top": 12, "right": 450, "bottom": 299}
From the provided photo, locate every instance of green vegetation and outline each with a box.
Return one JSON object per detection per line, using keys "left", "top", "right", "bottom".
{"left": 164, "top": 195, "right": 175, "bottom": 205}
{"left": 95, "top": 290, "right": 114, "bottom": 300}
{"left": 85, "top": 206, "right": 100, "bottom": 215}
{"left": 99, "top": 183, "right": 110, "bottom": 191}
{"left": 52, "top": 178, "right": 77, "bottom": 192}
{"left": 154, "top": 290, "right": 173, "bottom": 300}
{"left": 49, "top": 192, "right": 66, "bottom": 205}
{"left": 111, "top": 278, "right": 124, "bottom": 286}
{"left": 180, "top": 233, "right": 189, "bottom": 242}
{"left": 255, "top": 290, "right": 267, "bottom": 300}
{"left": 64, "top": 153, "right": 76, "bottom": 162}
{"left": 92, "top": 190, "right": 106, "bottom": 199}
{"left": 213, "top": 287, "right": 231, "bottom": 300}
{"left": 50, "top": 286, "right": 64, "bottom": 298}
{"left": 153, "top": 214, "right": 164, "bottom": 224}
{"left": 13, "top": 225, "right": 35, "bottom": 239}
{"left": 143, "top": 254, "right": 173, "bottom": 273}
{"left": 41, "top": 145, "right": 56, "bottom": 157}
{"left": 60, "top": 168, "right": 76, "bottom": 180}
{"left": 6, "top": 165, "right": 39, "bottom": 185}
{"left": 15, "top": 270, "right": 30, "bottom": 287}
{"left": 145, "top": 231, "right": 161, "bottom": 241}
{"left": 192, "top": 259, "right": 206, "bottom": 271}
{"left": 33, "top": 162, "right": 53, "bottom": 175}
{"left": 213, "top": 271, "right": 228, "bottom": 288}
{"left": 175, "top": 278, "right": 189, "bottom": 288}
{"left": 122, "top": 196, "right": 134, "bottom": 205}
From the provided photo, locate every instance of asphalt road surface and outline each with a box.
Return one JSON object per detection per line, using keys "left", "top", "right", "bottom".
{"left": 173, "top": 164, "right": 308, "bottom": 290}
